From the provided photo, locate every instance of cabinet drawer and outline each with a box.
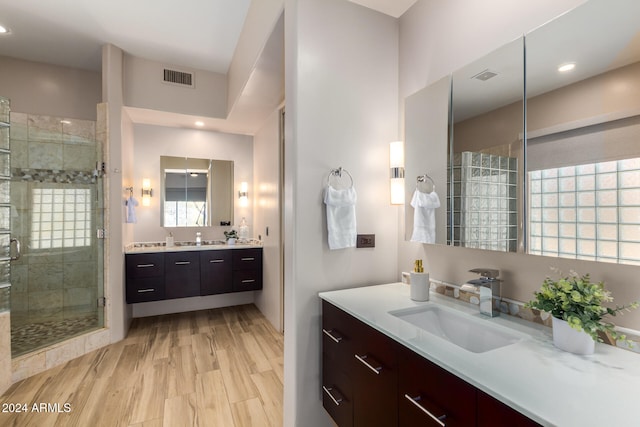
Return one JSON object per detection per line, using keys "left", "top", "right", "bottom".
{"left": 126, "top": 253, "right": 164, "bottom": 278}
{"left": 126, "top": 277, "right": 165, "bottom": 303}
{"left": 477, "top": 391, "right": 541, "bottom": 427}
{"left": 398, "top": 346, "right": 476, "bottom": 427}
{"left": 232, "top": 269, "right": 262, "bottom": 291}
{"left": 232, "top": 248, "right": 262, "bottom": 270}
{"left": 322, "top": 355, "right": 353, "bottom": 427}
{"left": 322, "top": 301, "right": 357, "bottom": 367}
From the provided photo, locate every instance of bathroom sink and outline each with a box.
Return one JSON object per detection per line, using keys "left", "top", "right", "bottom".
{"left": 389, "top": 305, "right": 521, "bottom": 353}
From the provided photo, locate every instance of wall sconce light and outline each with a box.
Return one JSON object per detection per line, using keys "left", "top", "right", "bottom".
{"left": 141, "top": 178, "right": 152, "bottom": 206}
{"left": 238, "top": 182, "right": 249, "bottom": 207}
{"left": 389, "top": 141, "right": 405, "bottom": 205}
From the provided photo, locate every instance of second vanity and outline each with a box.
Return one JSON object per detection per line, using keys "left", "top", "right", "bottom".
{"left": 125, "top": 242, "right": 263, "bottom": 304}
{"left": 320, "top": 283, "right": 640, "bottom": 427}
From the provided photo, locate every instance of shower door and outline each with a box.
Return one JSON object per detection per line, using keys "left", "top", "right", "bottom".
{"left": 9, "top": 108, "right": 104, "bottom": 357}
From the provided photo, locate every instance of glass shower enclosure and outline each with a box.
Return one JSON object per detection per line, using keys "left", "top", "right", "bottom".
{"left": 6, "top": 98, "right": 104, "bottom": 357}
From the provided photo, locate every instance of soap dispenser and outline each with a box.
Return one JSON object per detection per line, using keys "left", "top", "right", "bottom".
{"left": 238, "top": 217, "right": 249, "bottom": 239}
{"left": 410, "top": 259, "right": 430, "bottom": 301}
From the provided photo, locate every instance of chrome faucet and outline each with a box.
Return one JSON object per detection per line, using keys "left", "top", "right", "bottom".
{"left": 466, "top": 268, "right": 501, "bottom": 317}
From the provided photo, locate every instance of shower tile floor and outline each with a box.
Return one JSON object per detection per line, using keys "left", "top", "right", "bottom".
{"left": 11, "top": 314, "right": 100, "bottom": 357}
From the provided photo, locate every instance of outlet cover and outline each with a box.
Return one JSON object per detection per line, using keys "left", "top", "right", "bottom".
{"left": 356, "top": 234, "right": 375, "bottom": 248}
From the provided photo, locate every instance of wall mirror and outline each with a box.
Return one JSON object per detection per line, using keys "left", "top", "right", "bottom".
{"left": 404, "top": 76, "right": 450, "bottom": 245}
{"left": 448, "top": 37, "right": 524, "bottom": 252}
{"left": 160, "top": 156, "right": 234, "bottom": 227}
{"left": 525, "top": 0, "right": 640, "bottom": 265}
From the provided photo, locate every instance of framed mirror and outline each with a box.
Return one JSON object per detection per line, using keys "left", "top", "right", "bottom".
{"left": 160, "top": 156, "right": 234, "bottom": 227}
{"left": 525, "top": 0, "right": 640, "bottom": 265}
{"left": 448, "top": 37, "right": 525, "bottom": 252}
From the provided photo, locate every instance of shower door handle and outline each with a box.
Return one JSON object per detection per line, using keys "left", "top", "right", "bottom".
{"left": 10, "top": 238, "right": 21, "bottom": 261}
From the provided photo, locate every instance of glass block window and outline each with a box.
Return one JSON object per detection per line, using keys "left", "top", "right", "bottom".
{"left": 449, "top": 152, "right": 518, "bottom": 251}
{"left": 529, "top": 158, "right": 640, "bottom": 265}
{"left": 31, "top": 188, "right": 92, "bottom": 249}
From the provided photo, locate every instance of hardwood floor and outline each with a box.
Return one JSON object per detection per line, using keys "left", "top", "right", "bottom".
{"left": 0, "top": 304, "right": 284, "bottom": 427}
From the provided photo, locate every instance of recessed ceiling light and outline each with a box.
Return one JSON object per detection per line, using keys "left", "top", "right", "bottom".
{"left": 195, "top": 121, "right": 204, "bottom": 127}
{"left": 558, "top": 63, "right": 576, "bottom": 73}
{"left": 0, "top": 24, "right": 10, "bottom": 34}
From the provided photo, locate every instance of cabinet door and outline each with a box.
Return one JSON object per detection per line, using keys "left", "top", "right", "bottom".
{"left": 200, "top": 250, "right": 232, "bottom": 295}
{"left": 350, "top": 316, "right": 398, "bottom": 427}
{"left": 165, "top": 251, "right": 200, "bottom": 299}
{"left": 477, "top": 391, "right": 541, "bottom": 427}
{"left": 398, "top": 346, "right": 476, "bottom": 427}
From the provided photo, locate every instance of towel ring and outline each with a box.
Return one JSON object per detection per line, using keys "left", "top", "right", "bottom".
{"left": 416, "top": 174, "right": 435, "bottom": 193}
{"left": 124, "top": 186, "right": 134, "bottom": 197}
{"left": 327, "top": 167, "right": 354, "bottom": 188}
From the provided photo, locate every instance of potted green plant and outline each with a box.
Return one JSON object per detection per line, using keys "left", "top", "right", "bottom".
{"left": 224, "top": 229, "right": 238, "bottom": 245}
{"left": 525, "top": 269, "right": 638, "bottom": 355}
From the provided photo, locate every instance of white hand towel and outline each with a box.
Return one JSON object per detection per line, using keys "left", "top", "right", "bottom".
{"left": 324, "top": 185, "right": 357, "bottom": 250}
{"left": 126, "top": 196, "right": 139, "bottom": 224}
{"left": 410, "top": 189, "right": 440, "bottom": 244}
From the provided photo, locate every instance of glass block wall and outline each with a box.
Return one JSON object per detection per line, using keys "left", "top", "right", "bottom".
{"left": 449, "top": 151, "right": 518, "bottom": 251}
{"left": 529, "top": 158, "right": 640, "bottom": 264}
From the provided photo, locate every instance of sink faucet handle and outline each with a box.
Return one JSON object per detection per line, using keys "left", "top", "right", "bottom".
{"left": 469, "top": 268, "right": 500, "bottom": 279}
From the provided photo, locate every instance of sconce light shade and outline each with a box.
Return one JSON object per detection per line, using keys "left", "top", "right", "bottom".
{"left": 389, "top": 141, "right": 405, "bottom": 205}
{"left": 238, "top": 181, "right": 249, "bottom": 207}
{"left": 141, "top": 178, "right": 152, "bottom": 206}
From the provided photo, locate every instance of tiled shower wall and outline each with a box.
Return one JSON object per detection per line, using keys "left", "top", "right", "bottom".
{"left": 9, "top": 113, "right": 103, "bottom": 354}
{"left": 449, "top": 151, "right": 518, "bottom": 251}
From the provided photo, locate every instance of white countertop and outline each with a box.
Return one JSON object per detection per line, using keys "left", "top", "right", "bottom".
{"left": 124, "top": 241, "right": 262, "bottom": 254}
{"left": 319, "top": 283, "right": 640, "bottom": 427}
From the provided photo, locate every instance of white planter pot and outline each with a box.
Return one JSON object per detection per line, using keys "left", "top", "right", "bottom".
{"left": 227, "top": 238, "right": 236, "bottom": 245}
{"left": 552, "top": 316, "right": 595, "bottom": 355}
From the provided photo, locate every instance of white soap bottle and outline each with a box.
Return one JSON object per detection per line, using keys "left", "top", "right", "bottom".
{"left": 238, "top": 217, "right": 249, "bottom": 239}
{"left": 410, "top": 259, "right": 430, "bottom": 301}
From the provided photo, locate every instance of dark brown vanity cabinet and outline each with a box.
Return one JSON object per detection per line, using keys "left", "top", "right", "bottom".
{"left": 321, "top": 300, "right": 398, "bottom": 427}
{"left": 232, "top": 248, "right": 263, "bottom": 291}
{"left": 200, "top": 250, "right": 232, "bottom": 295}
{"left": 165, "top": 251, "right": 200, "bottom": 299}
{"left": 322, "top": 300, "right": 541, "bottom": 427}
{"left": 125, "top": 253, "right": 165, "bottom": 303}
{"left": 398, "top": 346, "right": 475, "bottom": 427}
{"left": 125, "top": 247, "right": 262, "bottom": 303}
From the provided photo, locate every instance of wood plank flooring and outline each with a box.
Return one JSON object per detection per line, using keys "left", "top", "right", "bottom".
{"left": 0, "top": 304, "right": 284, "bottom": 427}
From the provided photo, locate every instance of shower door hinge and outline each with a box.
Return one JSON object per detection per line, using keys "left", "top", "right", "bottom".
{"left": 94, "top": 162, "right": 106, "bottom": 177}
{"left": 97, "top": 297, "right": 106, "bottom": 307}
{"left": 96, "top": 228, "right": 106, "bottom": 239}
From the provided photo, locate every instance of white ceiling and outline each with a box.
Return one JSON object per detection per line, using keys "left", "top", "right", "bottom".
{"left": 0, "top": 0, "right": 411, "bottom": 134}
{"left": 0, "top": 0, "right": 252, "bottom": 73}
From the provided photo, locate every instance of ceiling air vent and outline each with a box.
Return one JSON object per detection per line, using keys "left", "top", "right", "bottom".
{"left": 163, "top": 68, "right": 195, "bottom": 88}
{"left": 471, "top": 69, "right": 498, "bottom": 81}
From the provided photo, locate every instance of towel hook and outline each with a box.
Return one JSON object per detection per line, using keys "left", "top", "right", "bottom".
{"left": 327, "top": 167, "right": 354, "bottom": 188}
{"left": 124, "top": 186, "right": 134, "bottom": 197}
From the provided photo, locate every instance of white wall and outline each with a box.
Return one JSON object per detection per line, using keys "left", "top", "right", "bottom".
{"left": 0, "top": 55, "right": 101, "bottom": 120}
{"left": 397, "top": 0, "right": 640, "bottom": 330}
{"left": 123, "top": 55, "right": 227, "bottom": 119}
{"left": 253, "top": 108, "right": 283, "bottom": 331}
{"left": 284, "top": 0, "right": 399, "bottom": 425}
{"left": 131, "top": 124, "right": 253, "bottom": 243}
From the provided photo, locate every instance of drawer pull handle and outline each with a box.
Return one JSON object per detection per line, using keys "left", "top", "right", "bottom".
{"left": 322, "top": 328, "right": 343, "bottom": 343}
{"left": 137, "top": 288, "right": 155, "bottom": 293}
{"left": 404, "top": 394, "right": 447, "bottom": 427}
{"left": 354, "top": 354, "right": 382, "bottom": 375}
{"left": 136, "top": 264, "right": 155, "bottom": 268}
{"left": 322, "top": 386, "right": 343, "bottom": 407}
{"left": 209, "top": 259, "right": 225, "bottom": 263}
{"left": 241, "top": 279, "right": 256, "bottom": 284}
{"left": 241, "top": 257, "right": 255, "bottom": 261}
{"left": 175, "top": 261, "right": 191, "bottom": 265}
